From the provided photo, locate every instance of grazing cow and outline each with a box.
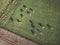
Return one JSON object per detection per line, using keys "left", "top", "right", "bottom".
{"left": 47, "top": 24, "right": 52, "bottom": 29}
{"left": 17, "top": 19, "right": 21, "bottom": 22}
{"left": 27, "top": 11, "right": 30, "bottom": 14}
{"left": 23, "top": 5, "right": 26, "bottom": 8}
{"left": 10, "top": 17, "right": 13, "bottom": 21}
{"left": 29, "top": 20, "right": 33, "bottom": 24}
{"left": 20, "top": 9, "right": 24, "bottom": 12}
{"left": 20, "top": 14, "right": 23, "bottom": 18}
{"left": 31, "top": 29, "right": 35, "bottom": 35}
{"left": 31, "top": 24, "right": 35, "bottom": 28}
{"left": 38, "top": 23, "right": 42, "bottom": 27}
{"left": 29, "top": 8, "right": 33, "bottom": 11}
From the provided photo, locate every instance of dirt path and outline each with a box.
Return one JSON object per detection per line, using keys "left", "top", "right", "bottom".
{"left": 0, "top": 28, "right": 40, "bottom": 45}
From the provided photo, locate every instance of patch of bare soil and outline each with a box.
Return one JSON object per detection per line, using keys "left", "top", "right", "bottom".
{"left": 0, "top": 28, "right": 40, "bottom": 45}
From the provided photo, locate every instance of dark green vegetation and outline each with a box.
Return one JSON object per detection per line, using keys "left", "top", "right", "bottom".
{"left": 0, "top": 0, "right": 60, "bottom": 45}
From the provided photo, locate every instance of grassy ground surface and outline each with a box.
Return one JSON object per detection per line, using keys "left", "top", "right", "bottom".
{"left": 0, "top": 0, "right": 60, "bottom": 45}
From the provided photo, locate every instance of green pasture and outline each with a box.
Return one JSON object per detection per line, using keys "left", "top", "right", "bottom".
{"left": 0, "top": 0, "right": 60, "bottom": 45}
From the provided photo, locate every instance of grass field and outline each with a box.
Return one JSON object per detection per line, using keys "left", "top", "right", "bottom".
{"left": 0, "top": 0, "right": 60, "bottom": 45}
